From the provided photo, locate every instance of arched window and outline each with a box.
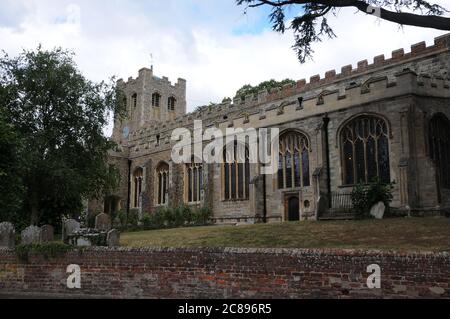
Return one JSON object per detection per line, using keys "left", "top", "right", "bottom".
{"left": 152, "top": 93, "right": 161, "bottom": 107}
{"left": 340, "top": 115, "right": 390, "bottom": 185}
{"left": 223, "top": 142, "right": 250, "bottom": 201}
{"left": 133, "top": 168, "right": 144, "bottom": 208}
{"left": 185, "top": 160, "right": 203, "bottom": 203}
{"left": 131, "top": 93, "right": 138, "bottom": 108}
{"left": 156, "top": 162, "right": 169, "bottom": 205}
{"left": 168, "top": 97, "right": 176, "bottom": 111}
{"left": 278, "top": 131, "right": 310, "bottom": 189}
{"left": 429, "top": 113, "right": 450, "bottom": 189}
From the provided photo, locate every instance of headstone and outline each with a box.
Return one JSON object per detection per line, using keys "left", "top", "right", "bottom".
{"left": 95, "top": 213, "right": 112, "bottom": 232}
{"left": 41, "top": 225, "right": 54, "bottom": 243}
{"left": 370, "top": 202, "right": 386, "bottom": 220}
{"left": 21, "top": 226, "right": 42, "bottom": 245}
{"left": 76, "top": 237, "right": 92, "bottom": 247}
{"left": 62, "top": 219, "right": 81, "bottom": 243}
{"left": 0, "top": 222, "right": 15, "bottom": 248}
{"left": 107, "top": 229, "right": 120, "bottom": 247}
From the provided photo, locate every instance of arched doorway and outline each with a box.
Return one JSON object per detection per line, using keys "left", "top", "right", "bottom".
{"left": 285, "top": 195, "right": 300, "bottom": 221}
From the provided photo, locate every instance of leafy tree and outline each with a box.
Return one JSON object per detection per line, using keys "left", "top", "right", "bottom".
{"left": 0, "top": 106, "right": 25, "bottom": 225}
{"left": 0, "top": 47, "right": 124, "bottom": 226}
{"left": 236, "top": 78, "right": 296, "bottom": 97}
{"left": 236, "top": 0, "right": 450, "bottom": 63}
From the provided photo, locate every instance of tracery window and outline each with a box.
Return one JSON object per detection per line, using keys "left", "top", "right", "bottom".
{"left": 152, "top": 93, "right": 161, "bottom": 107}
{"left": 429, "top": 113, "right": 450, "bottom": 189}
{"left": 278, "top": 131, "right": 310, "bottom": 189}
{"left": 223, "top": 142, "right": 250, "bottom": 201}
{"left": 168, "top": 97, "right": 176, "bottom": 111}
{"left": 186, "top": 160, "right": 203, "bottom": 203}
{"left": 341, "top": 115, "right": 390, "bottom": 185}
{"left": 156, "top": 162, "right": 169, "bottom": 205}
{"left": 133, "top": 168, "right": 143, "bottom": 208}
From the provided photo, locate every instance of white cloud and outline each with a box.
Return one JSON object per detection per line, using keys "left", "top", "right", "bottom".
{"left": 0, "top": 0, "right": 448, "bottom": 137}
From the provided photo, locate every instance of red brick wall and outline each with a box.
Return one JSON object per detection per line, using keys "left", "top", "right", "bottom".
{"left": 0, "top": 248, "right": 448, "bottom": 299}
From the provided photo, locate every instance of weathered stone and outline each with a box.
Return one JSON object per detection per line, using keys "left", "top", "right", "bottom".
{"left": 88, "top": 35, "right": 450, "bottom": 223}
{"left": 429, "top": 286, "right": 445, "bottom": 295}
{"left": 107, "top": 229, "right": 120, "bottom": 247}
{"left": 76, "top": 237, "right": 93, "bottom": 247}
{"left": 0, "top": 222, "right": 15, "bottom": 248}
{"left": 21, "top": 226, "right": 42, "bottom": 245}
{"left": 62, "top": 219, "right": 81, "bottom": 243}
{"left": 95, "top": 213, "right": 112, "bottom": 232}
{"left": 315, "top": 196, "right": 329, "bottom": 218}
{"left": 40, "top": 225, "right": 54, "bottom": 243}
{"left": 370, "top": 202, "right": 386, "bottom": 220}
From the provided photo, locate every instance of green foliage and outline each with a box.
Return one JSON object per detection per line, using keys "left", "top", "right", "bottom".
{"left": 351, "top": 179, "right": 394, "bottom": 218}
{"left": 138, "top": 205, "right": 212, "bottom": 231}
{"left": 235, "top": 79, "right": 295, "bottom": 98}
{"left": 127, "top": 209, "right": 140, "bottom": 229}
{"left": 237, "top": 1, "right": 450, "bottom": 63}
{"left": 16, "top": 243, "right": 73, "bottom": 263}
{"left": 0, "top": 46, "right": 125, "bottom": 226}
{"left": 0, "top": 107, "right": 26, "bottom": 225}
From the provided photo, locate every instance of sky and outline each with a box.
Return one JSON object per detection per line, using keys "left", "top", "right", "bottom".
{"left": 0, "top": 0, "right": 448, "bottom": 136}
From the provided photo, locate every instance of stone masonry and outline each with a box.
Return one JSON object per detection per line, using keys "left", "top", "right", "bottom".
{"left": 89, "top": 34, "right": 450, "bottom": 223}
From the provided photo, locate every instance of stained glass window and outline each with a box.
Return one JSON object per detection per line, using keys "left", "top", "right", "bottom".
{"left": 429, "top": 114, "right": 450, "bottom": 189}
{"left": 223, "top": 143, "right": 250, "bottom": 200}
{"left": 156, "top": 163, "right": 169, "bottom": 205}
{"left": 341, "top": 115, "right": 390, "bottom": 185}
{"left": 278, "top": 132, "right": 310, "bottom": 189}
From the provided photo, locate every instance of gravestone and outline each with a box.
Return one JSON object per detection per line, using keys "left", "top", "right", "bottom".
{"left": 370, "top": 202, "right": 386, "bottom": 220}
{"left": 62, "top": 219, "right": 81, "bottom": 243}
{"left": 95, "top": 213, "right": 112, "bottom": 232}
{"left": 21, "top": 226, "right": 42, "bottom": 245}
{"left": 0, "top": 222, "right": 15, "bottom": 248}
{"left": 41, "top": 225, "right": 54, "bottom": 243}
{"left": 107, "top": 229, "right": 120, "bottom": 247}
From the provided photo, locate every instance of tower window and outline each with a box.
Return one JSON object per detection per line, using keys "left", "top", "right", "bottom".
{"left": 152, "top": 93, "right": 161, "bottom": 107}
{"left": 168, "top": 97, "right": 176, "bottom": 111}
{"left": 132, "top": 93, "right": 137, "bottom": 108}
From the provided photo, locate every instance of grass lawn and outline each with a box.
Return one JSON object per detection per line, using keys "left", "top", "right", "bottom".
{"left": 121, "top": 217, "right": 450, "bottom": 252}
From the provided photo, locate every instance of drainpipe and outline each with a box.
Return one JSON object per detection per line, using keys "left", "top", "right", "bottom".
{"left": 323, "top": 115, "right": 332, "bottom": 209}
{"left": 127, "top": 159, "right": 132, "bottom": 219}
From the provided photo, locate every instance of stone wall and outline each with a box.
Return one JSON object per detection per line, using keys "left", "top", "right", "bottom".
{"left": 89, "top": 34, "right": 450, "bottom": 222}
{"left": 0, "top": 248, "right": 448, "bottom": 299}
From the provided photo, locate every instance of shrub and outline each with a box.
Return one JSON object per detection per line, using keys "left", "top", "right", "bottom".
{"left": 193, "top": 207, "right": 212, "bottom": 226}
{"left": 127, "top": 209, "right": 140, "bottom": 229}
{"left": 127, "top": 205, "right": 211, "bottom": 232}
{"left": 351, "top": 178, "right": 394, "bottom": 218}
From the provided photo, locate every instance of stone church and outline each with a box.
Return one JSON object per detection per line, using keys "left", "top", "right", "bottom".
{"left": 89, "top": 33, "right": 450, "bottom": 223}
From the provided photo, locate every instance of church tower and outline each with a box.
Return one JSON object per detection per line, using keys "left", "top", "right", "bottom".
{"left": 112, "top": 67, "right": 187, "bottom": 142}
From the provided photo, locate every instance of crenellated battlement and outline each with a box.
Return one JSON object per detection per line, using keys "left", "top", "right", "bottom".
{"left": 228, "top": 33, "right": 450, "bottom": 109}
{"left": 113, "top": 33, "right": 450, "bottom": 157}
{"left": 119, "top": 68, "right": 449, "bottom": 157}
{"left": 117, "top": 67, "right": 187, "bottom": 89}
